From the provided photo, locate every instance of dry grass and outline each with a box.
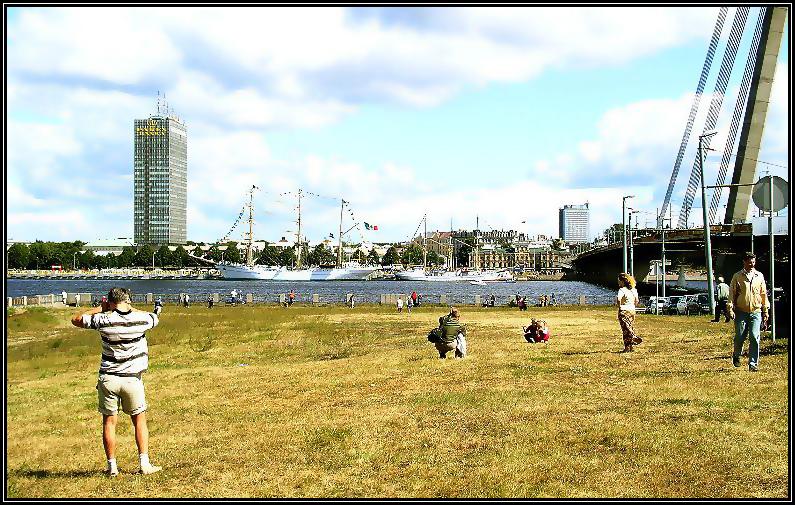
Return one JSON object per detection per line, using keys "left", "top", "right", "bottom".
{"left": 6, "top": 303, "right": 789, "bottom": 498}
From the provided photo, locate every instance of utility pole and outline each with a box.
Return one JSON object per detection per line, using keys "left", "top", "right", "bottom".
{"left": 699, "top": 131, "right": 718, "bottom": 317}
{"left": 622, "top": 195, "right": 634, "bottom": 273}
{"left": 768, "top": 173, "right": 776, "bottom": 342}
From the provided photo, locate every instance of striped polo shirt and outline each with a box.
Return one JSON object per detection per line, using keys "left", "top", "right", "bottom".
{"left": 82, "top": 309, "right": 159, "bottom": 376}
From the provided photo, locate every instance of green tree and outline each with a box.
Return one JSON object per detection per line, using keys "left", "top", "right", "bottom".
{"left": 134, "top": 245, "right": 156, "bottom": 267}
{"left": 366, "top": 249, "right": 380, "bottom": 266}
{"left": 381, "top": 246, "right": 400, "bottom": 266}
{"left": 172, "top": 246, "right": 187, "bottom": 268}
{"left": 6, "top": 243, "right": 30, "bottom": 269}
{"left": 426, "top": 250, "right": 443, "bottom": 267}
{"left": 155, "top": 245, "right": 173, "bottom": 267}
{"left": 400, "top": 243, "right": 424, "bottom": 266}
{"left": 225, "top": 242, "right": 242, "bottom": 263}
{"left": 277, "top": 247, "right": 296, "bottom": 267}
{"left": 256, "top": 243, "right": 280, "bottom": 265}
{"left": 117, "top": 246, "right": 136, "bottom": 268}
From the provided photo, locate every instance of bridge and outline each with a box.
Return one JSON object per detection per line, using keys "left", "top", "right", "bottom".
{"left": 572, "top": 6, "right": 789, "bottom": 293}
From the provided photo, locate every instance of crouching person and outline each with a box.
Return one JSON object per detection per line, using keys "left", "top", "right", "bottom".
{"left": 434, "top": 307, "right": 466, "bottom": 359}
{"left": 71, "top": 287, "right": 162, "bottom": 477}
{"left": 523, "top": 318, "right": 550, "bottom": 343}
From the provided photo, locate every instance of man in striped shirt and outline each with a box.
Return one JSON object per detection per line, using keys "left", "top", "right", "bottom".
{"left": 72, "top": 287, "right": 162, "bottom": 477}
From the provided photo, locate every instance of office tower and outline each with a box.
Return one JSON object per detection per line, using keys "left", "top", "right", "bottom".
{"left": 133, "top": 113, "right": 187, "bottom": 245}
{"left": 559, "top": 203, "right": 590, "bottom": 244}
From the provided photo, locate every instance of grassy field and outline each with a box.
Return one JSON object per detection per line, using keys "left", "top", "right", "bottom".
{"left": 5, "top": 303, "right": 790, "bottom": 498}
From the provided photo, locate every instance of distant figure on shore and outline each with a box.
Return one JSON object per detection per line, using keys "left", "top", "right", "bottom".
{"left": 62, "top": 290, "right": 67, "bottom": 305}
{"left": 406, "top": 296, "right": 413, "bottom": 313}
{"left": 549, "top": 294, "right": 556, "bottom": 306}
{"left": 396, "top": 296, "right": 404, "bottom": 313}
{"left": 616, "top": 273, "right": 642, "bottom": 353}
{"left": 70, "top": 287, "right": 162, "bottom": 477}
{"left": 489, "top": 294, "right": 496, "bottom": 307}
{"left": 183, "top": 293, "right": 190, "bottom": 308}
{"left": 518, "top": 296, "right": 527, "bottom": 311}
{"left": 523, "top": 319, "right": 550, "bottom": 343}
{"left": 288, "top": 290, "right": 295, "bottom": 307}
{"left": 416, "top": 293, "right": 423, "bottom": 306}
{"left": 411, "top": 291, "right": 418, "bottom": 307}
{"left": 348, "top": 293, "right": 355, "bottom": 308}
{"left": 207, "top": 295, "right": 214, "bottom": 309}
{"left": 153, "top": 297, "right": 163, "bottom": 316}
{"left": 712, "top": 276, "right": 731, "bottom": 323}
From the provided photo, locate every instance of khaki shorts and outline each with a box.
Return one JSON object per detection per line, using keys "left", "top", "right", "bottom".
{"left": 97, "top": 374, "right": 147, "bottom": 416}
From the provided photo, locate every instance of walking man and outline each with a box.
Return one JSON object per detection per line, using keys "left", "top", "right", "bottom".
{"left": 71, "top": 287, "right": 162, "bottom": 476}
{"left": 712, "top": 276, "right": 731, "bottom": 322}
{"left": 727, "top": 252, "right": 769, "bottom": 372}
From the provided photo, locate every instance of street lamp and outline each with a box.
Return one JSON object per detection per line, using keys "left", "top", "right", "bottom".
{"left": 699, "top": 130, "right": 718, "bottom": 317}
{"left": 73, "top": 251, "right": 79, "bottom": 271}
{"left": 622, "top": 195, "right": 635, "bottom": 273}
{"left": 152, "top": 250, "right": 156, "bottom": 269}
{"left": 628, "top": 208, "right": 641, "bottom": 278}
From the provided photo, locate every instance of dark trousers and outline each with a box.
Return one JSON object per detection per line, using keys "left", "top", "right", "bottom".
{"left": 713, "top": 299, "right": 731, "bottom": 322}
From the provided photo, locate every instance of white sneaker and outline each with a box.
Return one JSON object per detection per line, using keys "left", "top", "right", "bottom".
{"left": 140, "top": 464, "right": 162, "bottom": 475}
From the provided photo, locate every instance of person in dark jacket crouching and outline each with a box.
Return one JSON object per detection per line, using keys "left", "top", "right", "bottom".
{"left": 434, "top": 307, "right": 466, "bottom": 359}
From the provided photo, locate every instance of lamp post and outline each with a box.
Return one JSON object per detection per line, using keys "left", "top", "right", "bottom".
{"left": 73, "top": 251, "right": 79, "bottom": 271}
{"left": 622, "top": 195, "right": 635, "bottom": 273}
{"left": 628, "top": 209, "right": 640, "bottom": 278}
{"left": 152, "top": 250, "right": 156, "bottom": 269}
{"left": 698, "top": 130, "right": 718, "bottom": 317}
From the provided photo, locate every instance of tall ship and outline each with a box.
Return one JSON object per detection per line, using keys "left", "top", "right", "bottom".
{"left": 217, "top": 187, "right": 380, "bottom": 281}
{"left": 216, "top": 186, "right": 283, "bottom": 280}
{"left": 394, "top": 213, "right": 514, "bottom": 282}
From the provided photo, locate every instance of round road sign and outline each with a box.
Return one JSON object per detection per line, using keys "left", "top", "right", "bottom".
{"left": 752, "top": 176, "right": 788, "bottom": 212}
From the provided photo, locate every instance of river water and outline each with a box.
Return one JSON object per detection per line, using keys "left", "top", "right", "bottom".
{"left": 6, "top": 278, "right": 622, "bottom": 306}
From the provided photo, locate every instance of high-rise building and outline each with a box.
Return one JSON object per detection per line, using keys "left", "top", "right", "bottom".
{"left": 559, "top": 203, "right": 590, "bottom": 244}
{"left": 133, "top": 114, "right": 187, "bottom": 245}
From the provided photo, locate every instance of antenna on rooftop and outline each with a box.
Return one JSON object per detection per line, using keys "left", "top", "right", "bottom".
{"left": 156, "top": 90, "right": 161, "bottom": 115}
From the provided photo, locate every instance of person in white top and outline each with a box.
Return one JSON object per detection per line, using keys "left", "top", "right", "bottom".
{"left": 616, "top": 272, "right": 642, "bottom": 353}
{"left": 396, "top": 297, "right": 404, "bottom": 313}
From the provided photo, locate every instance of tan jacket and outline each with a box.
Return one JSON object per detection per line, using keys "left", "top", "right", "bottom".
{"left": 727, "top": 268, "right": 769, "bottom": 314}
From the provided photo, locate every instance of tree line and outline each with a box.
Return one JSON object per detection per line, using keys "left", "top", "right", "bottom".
{"left": 5, "top": 241, "right": 448, "bottom": 270}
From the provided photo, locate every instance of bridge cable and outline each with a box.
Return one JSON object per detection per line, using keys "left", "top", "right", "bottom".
{"left": 677, "top": 6, "right": 749, "bottom": 228}
{"left": 709, "top": 7, "right": 767, "bottom": 224}
{"left": 658, "top": 7, "right": 728, "bottom": 228}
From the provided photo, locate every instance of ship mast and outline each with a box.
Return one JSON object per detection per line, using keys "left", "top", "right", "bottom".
{"left": 245, "top": 185, "right": 257, "bottom": 267}
{"left": 295, "top": 188, "right": 303, "bottom": 268}
{"left": 337, "top": 199, "right": 345, "bottom": 268}
{"left": 423, "top": 213, "right": 427, "bottom": 270}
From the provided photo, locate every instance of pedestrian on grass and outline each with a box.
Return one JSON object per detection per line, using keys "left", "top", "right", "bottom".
{"left": 616, "top": 272, "right": 642, "bottom": 353}
{"left": 727, "top": 252, "right": 769, "bottom": 372}
{"left": 712, "top": 276, "right": 731, "bottom": 323}
{"left": 71, "top": 287, "right": 162, "bottom": 477}
{"left": 433, "top": 307, "right": 466, "bottom": 359}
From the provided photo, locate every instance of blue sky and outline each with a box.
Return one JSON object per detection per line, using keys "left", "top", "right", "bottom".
{"left": 5, "top": 6, "right": 789, "bottom": 245}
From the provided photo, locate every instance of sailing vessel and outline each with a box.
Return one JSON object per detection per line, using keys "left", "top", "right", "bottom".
{"left": 271, "top": 190, "right": 380, "bottom": 281}
{"left": 394, "top": 214, "right": 514, "bottom": 282}
{"left": 219, "top": 187, "right": 379, "bottom": 281}
{"left": 217, "top": 186, "right": 283, "bottom": 280}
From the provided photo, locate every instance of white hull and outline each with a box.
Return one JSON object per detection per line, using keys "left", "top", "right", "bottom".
{"left": 395, "top": 268, "right": 513, "bottom": 282}
{"left": 217, "top": 263, "right": 283, "bottom": 280}
{"left": 273, "top": 265, "right": 379, "bottom": 281}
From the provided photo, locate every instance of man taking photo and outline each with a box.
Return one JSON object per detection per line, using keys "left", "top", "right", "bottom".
{"left": 71, "top": 287, "right": 162, "bottom": 476}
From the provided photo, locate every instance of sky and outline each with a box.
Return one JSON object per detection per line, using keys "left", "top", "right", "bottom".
{"left": 5, "top": 6, "right": 790, "bottom": 246}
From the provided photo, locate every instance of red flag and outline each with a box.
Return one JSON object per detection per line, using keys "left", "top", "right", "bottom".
{"left": 373, "top": 225, "right": 378, "bottom": 231}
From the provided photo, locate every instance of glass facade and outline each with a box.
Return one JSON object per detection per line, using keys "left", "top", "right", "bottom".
{"left": 134, "top": 116, "right": 187, "bottom": 245}
{"left": 559, "top": 203, "right": 590, "bottom": 244}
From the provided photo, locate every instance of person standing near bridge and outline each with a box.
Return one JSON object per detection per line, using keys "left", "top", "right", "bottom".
{"left": 727, "top": 252, "right": 769, "bottom": 372}
{"left": 712, "top": 276, "right": 731, "bottom": 323}
{"left": 616, "top": 273, "right": 642, "bottom": 353}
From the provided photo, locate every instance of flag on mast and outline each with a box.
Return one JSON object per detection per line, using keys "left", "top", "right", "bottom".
{"left": 364, "top": 222, "right": 379, "bottom": 231}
